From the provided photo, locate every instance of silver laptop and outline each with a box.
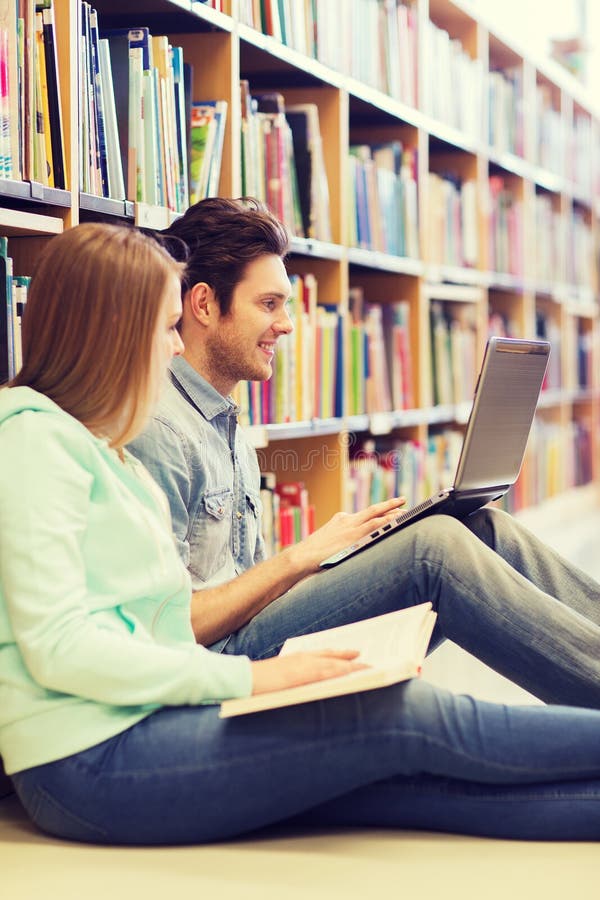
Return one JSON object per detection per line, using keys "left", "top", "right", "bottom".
{"left": 320, "top": 336, "right": 550, "bottom": 569}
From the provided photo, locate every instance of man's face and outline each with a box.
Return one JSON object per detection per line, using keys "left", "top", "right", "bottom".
{"left": 204, "top": 254, "right": 293, "bottom": 394}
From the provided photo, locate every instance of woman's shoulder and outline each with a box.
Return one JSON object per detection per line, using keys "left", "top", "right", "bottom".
{"left": 0, "top": 387, "right": 96, "bottom": 464}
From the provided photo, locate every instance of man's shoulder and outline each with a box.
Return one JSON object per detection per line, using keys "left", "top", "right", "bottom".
{"left": 151, "top": 378, "right": 209, "bottom": 436}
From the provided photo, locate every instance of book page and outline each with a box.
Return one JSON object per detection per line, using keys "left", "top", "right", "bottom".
{"left": 280, "top": 603, "right": 434, "bottom": 670}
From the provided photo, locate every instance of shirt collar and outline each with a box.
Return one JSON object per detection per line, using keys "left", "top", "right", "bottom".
{"left": 169, "top": 356, "right": 239, "bottom": 421}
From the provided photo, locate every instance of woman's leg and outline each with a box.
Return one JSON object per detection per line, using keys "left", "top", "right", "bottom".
{"left": 13, "top": 679, "right": 600, "bottom": 845}
{"left": 225, "top": 512, "right": 600, "bottom": 708}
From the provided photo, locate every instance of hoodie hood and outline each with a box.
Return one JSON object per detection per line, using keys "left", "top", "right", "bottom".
{"left": 0, "top": 386, "right": 95, "bottom": 444}
{"left": 0, "top": 385, "right": 69, "bottom": 427}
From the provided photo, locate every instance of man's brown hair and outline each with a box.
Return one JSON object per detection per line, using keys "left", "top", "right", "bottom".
{"left": 163, "top": 197, "right": 290, "bottom": 315}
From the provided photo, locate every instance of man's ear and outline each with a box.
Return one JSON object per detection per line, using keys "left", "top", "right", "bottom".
{"left": 187, "top": 282, "right": 217, "bottom": 326}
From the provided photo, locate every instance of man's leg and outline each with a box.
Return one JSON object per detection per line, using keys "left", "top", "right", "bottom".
{"left": 224, "top": 512, "right": 600, "bottom": 707}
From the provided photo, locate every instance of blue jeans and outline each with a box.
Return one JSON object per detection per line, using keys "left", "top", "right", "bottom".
{"left": 12, "top": 679, "right": 600, "bottom": 843}
{"left": 12, "top": 508, "right": 600, "bottom": 844}
{"left": 225, "top": 508, "right": 600, "bottom": 708}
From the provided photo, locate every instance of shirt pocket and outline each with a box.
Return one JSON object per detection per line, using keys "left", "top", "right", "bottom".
{"left": 189, "top": 487, "right": 234, "bottom": 583}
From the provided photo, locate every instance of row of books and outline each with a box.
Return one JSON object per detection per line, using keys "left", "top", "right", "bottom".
{"left": 0, "top": 239, "right": 29, "bottom": 384}
{"left": 487, "top": 175, "right": 524, "bottom": 276}
{"left": 235, "top": 273, "right": 343, "bottom": 425}
{"left": 429, "top": 301, "right": 478, "bottom": 407}
{"left": 237, "top": 1, "right": 598, "bottom": 192}
{"left": 0, "top": 1, "right": 65, "bottom": 186}
{"left": 80, "top": 6, "right": 196, "bottom": 210}
{"left": 239, "top": 0, "right": 418, "bottom": 107}
{"left": 348, "top": 143, "right": 419, "bottom": 257}
{"left": 347, "top": 431, "right": 463, "bottom": 513}
{"left": 259, "top": 474, "right": 316, "bottom": 556}
{"left": 240, "top": 83, "right": 332, "bottom": 241}
{"left": 421, "top": 18, "right": 485, "bottom": 144}
{"left": 236, "top": 276, "right": 415, "bottom": 425}
{"left": 347, "top": 288, "right": 413, "bottom": 416}
{"left": 487, "top": 66, "right": 524, "bottom": 158}
{"left": 345, "top": 419, "right": 595, "bottom": 520}
{"left": 566, "top": 209, "right": 595, "bottom": 289}
{"left": 424, "top": 173, "right": 478, "bottom": 269}
{"left": 535, "top": 309, "right": 562, "bottom": 391}
{"left": 535, "top": 83, "right": 563, "bottom": 174}
{"left": 563, "top": 317, "right": 595, "bottom": 391}
{"left": 506, "top": 418, "right": 594, "bottom": 512}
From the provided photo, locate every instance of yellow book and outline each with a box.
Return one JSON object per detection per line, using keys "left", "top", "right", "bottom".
{"left": 35, "top": 11, "right": 53, "bottom": 186}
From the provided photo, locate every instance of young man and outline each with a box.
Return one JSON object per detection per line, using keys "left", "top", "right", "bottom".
{"left": 129, "top": 197, "right": 600, "bottom": 708}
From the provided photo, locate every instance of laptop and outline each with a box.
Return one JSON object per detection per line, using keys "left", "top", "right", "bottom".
{"left": 320, "top": 336, "right": 550, "bottom": 569}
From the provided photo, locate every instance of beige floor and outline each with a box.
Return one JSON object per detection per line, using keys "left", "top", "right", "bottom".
{"left": 2, "top": 487, "right": 600, "bottom": 898}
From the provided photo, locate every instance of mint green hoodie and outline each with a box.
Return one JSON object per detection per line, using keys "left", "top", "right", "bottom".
{"left": 0, "top": 387, "right": 252, "bottom": 774}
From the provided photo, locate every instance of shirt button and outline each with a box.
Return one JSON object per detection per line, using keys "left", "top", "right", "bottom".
{"left": 236, "top": 511, "right": 243, "bottom": 519}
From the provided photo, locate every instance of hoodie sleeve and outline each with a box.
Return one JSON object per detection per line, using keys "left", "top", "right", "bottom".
{"left": 0, "top": 411, "right": 252, "bottom": 707}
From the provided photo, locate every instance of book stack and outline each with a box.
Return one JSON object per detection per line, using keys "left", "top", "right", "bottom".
{"left": 0, "top": 1, "right": 66, "bottom": 186}
{"left": 275, "top": 481, "right": 315, "bottom": 548}
{"left": 569, "top": 113, "right": 593, "bottom": 195}
{"left": 259, "top": 471, "right": 280, "bottom": 557}
{"left": 421, "top": 18, "right": 485, "bottom": 143}
{"left": 189, "top": 100, "right": 228, "bottom": 202}
{"left": 238, "top": 1, "right": 418, "bottom": 107}
{"left": 0, "top": 238, "right": 30, "bottom": 384}
{"left": 534, "top": 193, "right": 563, "bottom": 286}
{"left": 347, "top": 287, "right": 414, "bottom": 416}
{"left": 487, "top": 175, "right": 523, "bottom": 276}
{"left": 535, "top": 82, "right": 564, "bottom": 174}
{"left": 348, "top": 430, "right": 464, "bottom": 512}
{"left": 429, "top": 301, "right": 478, "bottom": 406}
{"left": 95, "top": 16, "right": 191, "bottom": 211}
{"left": 348, "top": 143, "right": 419, "bottom": 258}
{"left": 566, "top": 207, "right": 594, "bottom": 289}
{"left": 240, "top": 83, "right": 331, "bottom": 241}
{"left": 425, "top": 172, "right": 478, "bottom": 268}
{"left": 487, "top": 65, "right": 524, "bottom": 157}
{"left": 236, "top": 272, "right": 320, "bottom": 426}
{"left": 535, "top": 308, "right": 561, "bottom": 391}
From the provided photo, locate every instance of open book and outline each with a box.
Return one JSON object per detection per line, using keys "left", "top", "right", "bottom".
{"left": 219, "top": 602, "right": 436, "bottom": 718}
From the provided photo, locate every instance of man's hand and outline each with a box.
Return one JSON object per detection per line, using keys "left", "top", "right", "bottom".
{"left": 285, "top": 496, "right": 406, "bottom": 575}
{"left": 251, "top": 649, "right": 368, "bottom": 695}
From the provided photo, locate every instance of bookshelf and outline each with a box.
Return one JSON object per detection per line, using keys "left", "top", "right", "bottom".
{"left": 1, "top": 0, "right": 599, "bottom": 535}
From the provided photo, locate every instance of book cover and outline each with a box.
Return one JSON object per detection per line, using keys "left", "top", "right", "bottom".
{"left": 89, "top": 8, "right": 109, "bottom": 197}
{"left": 104, "top": 33, "right": 130, "bottom": 195}
{"left": 0, "top": 0, "right": 19, "bottom": 177}
{"left": 220, "top": 603, "right": 436, "bottom": 718}
{"left": 97, "top": 38, "right": 125, "bottom": 199}
{"left": 41, "top": 3, "right": 65, "bottom": 188}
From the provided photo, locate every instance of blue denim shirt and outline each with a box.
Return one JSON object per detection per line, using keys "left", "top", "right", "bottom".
{"left": 128, "top": 357, "right": 266, "bottom": 597}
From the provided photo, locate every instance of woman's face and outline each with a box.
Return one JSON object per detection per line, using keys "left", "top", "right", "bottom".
{"left": 149, "top": 274, "right": 184, "bottom": 407}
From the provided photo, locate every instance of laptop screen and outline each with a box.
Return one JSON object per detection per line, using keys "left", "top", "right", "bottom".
{"left": 454, "top": 337, "right": 550, "bottom": 492}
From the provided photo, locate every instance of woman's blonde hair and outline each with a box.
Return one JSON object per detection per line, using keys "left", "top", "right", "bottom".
{"left": 11, "top": 222, "right": 184, "bottom": 446}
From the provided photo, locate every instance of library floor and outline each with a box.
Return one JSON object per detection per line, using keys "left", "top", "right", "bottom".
{"left": 2, "top": 489, "right": 600, "bottom": 899}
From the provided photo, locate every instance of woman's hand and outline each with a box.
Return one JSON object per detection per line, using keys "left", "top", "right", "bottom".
{"left": 284, "top": 496, "right": 406, "bottom": 575}
{"left": 251, "top": 649, "right": 369, "bottom": 695}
